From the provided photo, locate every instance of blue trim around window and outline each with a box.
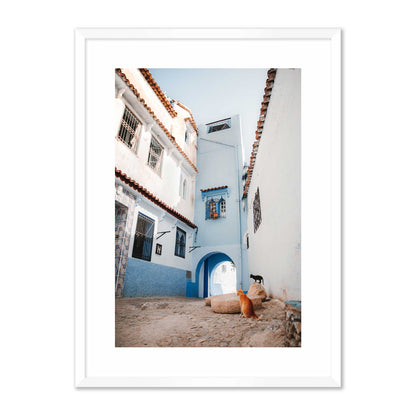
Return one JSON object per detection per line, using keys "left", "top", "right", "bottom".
{"left": 200, "top": 186, "right": 229, "bottom": 201}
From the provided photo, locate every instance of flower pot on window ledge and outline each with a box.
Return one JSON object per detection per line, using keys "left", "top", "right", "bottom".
{"left": 211, "top": 212, "right": 219, "bottom": 219}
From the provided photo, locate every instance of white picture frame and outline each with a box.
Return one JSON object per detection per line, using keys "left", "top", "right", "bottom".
{"left": 75, "top": 27, "right": 341, "bottom": 388}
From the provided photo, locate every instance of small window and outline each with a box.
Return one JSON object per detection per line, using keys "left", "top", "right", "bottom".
{"left": 179, "top": 174, "right": 187, "bottom": 200}
{"left": 182, "top": 179, "right": 187, "bottom": 200}
{"left": 184, "top": 129, "right": 189, "bottom": 144}
{"left": 205, "top": 197, "right": 226, "bottom": 220}
{"left": 207, "top": 119, "right": 231, "bottom": 133}
{"left": 148, "top": 136, "right": 164, "bottom": 174}
{"left": 132, "top": 213, "right": 154, "bottom": 261}
{"left": 175, "top": 227, "right": 186, "bottom": 258}
{"left": 253, "top": 187, "right": 262, "bottom": 233}
{"left": 117, "top": 106, "right": 141, "bottom": 148}
{"left": 219, "top": 197, "right": 226, "bottom": 218}
{"left": 207, "top": 199, "right": 218, "bottom": 219}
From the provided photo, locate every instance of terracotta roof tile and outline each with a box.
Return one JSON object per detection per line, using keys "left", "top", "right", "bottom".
{"left": 243, "top": 68, "right": 277, "bottom": 198}
{"left": 115, "top": 168, "right": 197, "bottom": 229}
{"left": 184, "top": 117, "right": 199, "bottom": 135}
{"left": 138, "top": 69, "right": 177, "bottom": 117}
{"left": 175, "top": 101, "right": 198, "bottom": 135}
{"left": 200, "top": 186, "right": 228, "bottom": 192}
{"left": 116, "top": 69, "right": 198, "bottom": 173}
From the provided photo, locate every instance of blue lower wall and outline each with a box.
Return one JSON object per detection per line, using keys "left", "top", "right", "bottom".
{"left": 123, "top": 257, "right": 188, "bottom": 297}
{"left": 186, "top": 281, "right": 199, "bottom": 298}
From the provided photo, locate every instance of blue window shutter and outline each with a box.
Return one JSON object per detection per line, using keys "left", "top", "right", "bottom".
{"left": 205, "top": 200, "right": 210, "bottom": 219}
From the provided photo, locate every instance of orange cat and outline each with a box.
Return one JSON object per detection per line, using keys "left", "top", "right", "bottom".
{"left": 237, "top": 289, "right": 259, "bottom": 320}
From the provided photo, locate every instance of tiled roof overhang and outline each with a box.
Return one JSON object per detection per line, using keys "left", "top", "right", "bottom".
{"left": 184, "top": 117, "right": 199, "bottom": 135}
{"left": 175, "top": 101, "right": 199, "bottom": 135}
{"left": 200, "top": 186, "right": 228, "bottom": 192}
{"left": 116, "top": 69, "right": 198, "bottom": 173}
{"left": 138, "top": 68, "right": 178, "bottom": 118}
{"left": 242, "top": 68, "right": 277, "bottom": 198}
{"left": 115, "top": 168, "right": 197, "bottom": 229}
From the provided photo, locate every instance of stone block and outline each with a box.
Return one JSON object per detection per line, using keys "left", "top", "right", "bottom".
{"left": 205, "top": 295, "right": 223, "bottom": 306}
{"left": 247, "top": 282, "right": 268, "bottom": 300}
{"left": 211, "top": 293, "right": 262, "bottom": 314}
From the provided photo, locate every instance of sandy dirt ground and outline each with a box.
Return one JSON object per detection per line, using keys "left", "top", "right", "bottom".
{"left": 115, "top": 296, "right": 296, "bottom": 347}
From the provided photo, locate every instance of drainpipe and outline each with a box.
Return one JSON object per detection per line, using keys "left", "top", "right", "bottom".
{"left": 198, "top": 137, "right": 244, "bottom": 290}
{"left": 234, "top": 144, "right": 244, "bottom": 290}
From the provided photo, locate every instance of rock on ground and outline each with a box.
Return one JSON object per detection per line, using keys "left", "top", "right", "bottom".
{"left": 247, "top": 282, "right": 268, "bottom": 300}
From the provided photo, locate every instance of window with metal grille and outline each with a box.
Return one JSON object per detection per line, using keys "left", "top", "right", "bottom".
{"left": 219, "top": 197, "right": 226, "bottom": 218}
{"left": 207, "top": 118, "right": 231, "bottom": 133}
{"left": 205, "top": 197, "right": 227, "bottom": 219}
{"left": 147, "top": 136, "right": 164, "bottom": 174}
{"left": 206, "top": 199, "right": 218, "bottom": 219}
{"left": 174, "top": 227, "right": 186, "bottom": 258}
{"left": 253, "top": 187, "right": 262, "bottom": 233}
{"left": 117, "top": 106, "right": 141, "bottom": 148}
{"left": 132, "top": 213, "right": 154, "bottom": 261}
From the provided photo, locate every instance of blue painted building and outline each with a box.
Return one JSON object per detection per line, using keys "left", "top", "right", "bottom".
{"left": 190, "top": 115, "right": 249, "bottom": 298}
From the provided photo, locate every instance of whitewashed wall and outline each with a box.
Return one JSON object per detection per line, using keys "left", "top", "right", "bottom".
{"left": 172, "top": 104, "right": 198, "bottom": 164}
{"left": 246, "top": 69, "right": 301, "bottom": 301}
{"left": 127, "top": 196, "right": 195, "bottom": 271}
{"left": 115, "top": 70, "right": 197, "bottom": 221}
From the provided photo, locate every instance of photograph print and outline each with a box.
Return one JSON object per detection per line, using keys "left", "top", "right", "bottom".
{"left": 114, "top": 67, "right": 301, "bottom": 348}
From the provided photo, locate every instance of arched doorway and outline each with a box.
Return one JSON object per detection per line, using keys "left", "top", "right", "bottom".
{"left": 210, "top": 261, "right": 236, "bottom": 295}
{"left": 194, "top": 252, "right": 237, "bottom": 298}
